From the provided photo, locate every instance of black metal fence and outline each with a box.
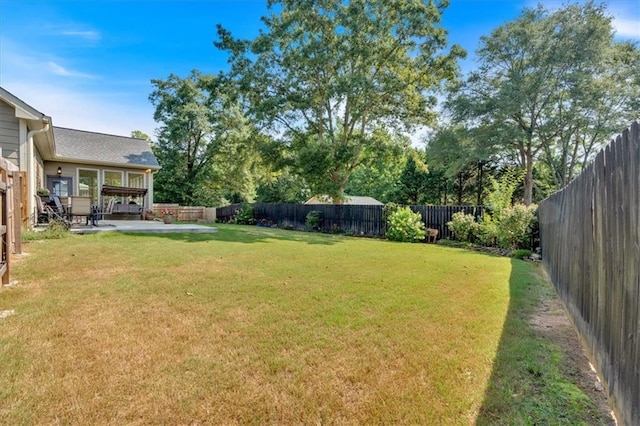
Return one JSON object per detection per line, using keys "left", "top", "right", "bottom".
{"left": 538, "top": 121, "right": 639, "bottom": 425}
{"left": 216, "top": 203, "right": 484, "bottom": 240}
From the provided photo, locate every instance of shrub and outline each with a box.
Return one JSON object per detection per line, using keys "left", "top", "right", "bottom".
{"left": 232, "top": 204, "right": 256, "bottom": 225}
{"left": 386, "top": 206, "right": 426, "bottom": 243}
{"left": 383, "top": 202, "right": 399, "bottom": 216}
{"left": 22, "top": 219, "right": 70, "bottom": 241}
{"left": 446, "top": 203, "right": 536, "bottom": 250}
{"left": 475, "top": 214, "right": 498, "bottom": 247}
{"left": 305, "top": 210, "right": 323, "bottom": 231}
{"left": 485, "top": 168, "right": 524, "bottom": 219}
{"left": 512, "top": 249, "right": 533, "bottom": 260}
{"left": 447, "top": 212, "right": 477, "bottom": 242}
{"left": 495, "top": 204, "right": 537, "bottom": 250}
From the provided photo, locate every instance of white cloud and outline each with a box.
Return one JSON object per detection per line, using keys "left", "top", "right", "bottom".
{"left": 59, "top": 30, "right": 101, "bottom": 41}
{"left": 1, "top": 36, "right": 157, "bottom": 138}
{"left": 612, "top": 17, "right": 640, "bottom": 39}
{"left": 2, "top": 80, "right": 157, "bottom": 139}
{"left": 46, "top": 61, "right": 97, "bottom": 79}
{"left": 525, "top": 0, "right": 640, "bottom": 40}
{"left": 1, "top": 38, "right": 98, "bottom": 80}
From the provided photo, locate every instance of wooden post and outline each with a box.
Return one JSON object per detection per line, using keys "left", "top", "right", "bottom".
{"left": 20, "top": 171, "right": 28, "bottom": 228}
{"left": 11, "top": 171, "right": 22, "bottom": 254}
{"left": 0, "top": 164, "right": 9, "bottom": 285}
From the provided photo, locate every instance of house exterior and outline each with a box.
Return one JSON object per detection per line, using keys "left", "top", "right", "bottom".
{"left": 0, "top": 86, "right": 161, "bottom": 226}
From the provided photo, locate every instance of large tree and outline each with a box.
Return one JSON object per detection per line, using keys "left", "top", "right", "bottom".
{"left": 391, "top": 150, "right": 429, "bottom": 204}
{"left": 345, "top": 134, "right": 410, "bottom": 203}
{"left": 215, "top": 0, "right": 464, "bottom": 202}
{"left": 150, "top": 71, "right": 263, "bottom": 205}
{"left": 448, "top": 1, "right": 639, "bottom": 205}
{"left": 539, "top": 40, "right": 640, "bottom": 188}
{"left": 427, "top": 125, "right": 500, "bottom": 205}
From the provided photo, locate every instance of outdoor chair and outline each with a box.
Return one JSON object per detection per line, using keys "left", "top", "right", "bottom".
{"left": 49, "top": 195, "right": 66, "bottom": 216}
{"left": 70, "top": 196, "right": 98, "bottom": 226}
{"left": 34, "top": 195, "right": 70, "bottom": 227}
{"left": 99, "top": 198, "right": 116, "bottom": 219}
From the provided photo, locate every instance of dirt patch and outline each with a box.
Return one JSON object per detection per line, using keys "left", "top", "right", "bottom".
{"left": 530, "top": 286, "right": 617, "bottom": 425}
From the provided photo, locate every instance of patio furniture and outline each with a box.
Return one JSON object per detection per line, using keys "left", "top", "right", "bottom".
{"left": 112, "top": 203, "right": 143, "bottom": 215}
{"left": 100, "top": 185, "right": 148, "bottom": 219}
{"left": 70, "top": 196, "right": 98, "bottom": 226}
{"left": 34, "top": 195, "right": 70, "bottom": 227}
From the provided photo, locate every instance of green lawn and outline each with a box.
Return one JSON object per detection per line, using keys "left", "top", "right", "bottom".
{"left": 0, "top": 224, "right": 607, "bottom": 424}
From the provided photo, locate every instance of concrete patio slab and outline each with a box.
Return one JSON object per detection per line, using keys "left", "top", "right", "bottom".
{"left": 69, "top": 220, "right": 217, "bottom": 235}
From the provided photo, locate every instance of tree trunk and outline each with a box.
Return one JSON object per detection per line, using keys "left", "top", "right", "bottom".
{"left": 523, "top": 153, "right": 534, "bottom": 206}
{"left": 442, "top": 180, "right": 448, "bottom": 205}
{"left": 477, "top": 161, "right": 484, "bottom": 206}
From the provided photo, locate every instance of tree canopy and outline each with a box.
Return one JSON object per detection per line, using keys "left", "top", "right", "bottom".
{"left": 146, "top": 1, "right": 638, "bottom": 208}
{"left": 215, "top": 0, "right": 465, "bottom": 202}
{"left": 149, "top": 71, "right": 263, "bottom": 205}
{"left": 447, "top": 1, "right": 640, "bottom": 205}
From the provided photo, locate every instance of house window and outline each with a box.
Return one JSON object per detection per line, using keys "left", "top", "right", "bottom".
{"left": 128, "top": 173, "right": 145, "bottom": 188}
{"left": 104, "top": 170, "right": 123, "bottom": 187}
{"left": 48, "top": 177, "right": 72, "bottom": 197}
{"left": 78, "top": 169, "right": 98, "bottom": 203}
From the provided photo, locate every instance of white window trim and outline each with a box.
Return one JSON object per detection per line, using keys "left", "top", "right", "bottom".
{"left": 126, "top": 171, "right": 146, "bottom": 188}
{"left": 103, "top": 169, "right": 124, "bottom": 187}
{"left": 77, "top": 167, "right": 100, "bottom": 198}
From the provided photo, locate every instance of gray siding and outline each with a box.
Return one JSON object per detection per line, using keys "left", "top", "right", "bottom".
{"left": 0, "top": 100, "right": 20, "bottom": 163}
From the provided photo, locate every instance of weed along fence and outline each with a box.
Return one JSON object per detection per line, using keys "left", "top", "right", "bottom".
{"left": 216, "top": 203, "right": 483, "bottom": 239}
{"left": 538, "top": 121, "right": 639, "bottom": 425}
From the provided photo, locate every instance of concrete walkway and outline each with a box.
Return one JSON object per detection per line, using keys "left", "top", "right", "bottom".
{"left": 69, "top": 220, "right": 218, "bottom": 235}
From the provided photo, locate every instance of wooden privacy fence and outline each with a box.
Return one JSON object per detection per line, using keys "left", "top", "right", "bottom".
{"left": 216, "top": 203, "right": 484, "bottom": 240}
{"left": 0, "top": 164, "right": 9, "bottom": 285}
{"left": 538, "top": 121, "right": 639, "bottom": 425}
{"left": 151, "top": 204, "right": 216, "bottom": 222}
{"left": 0, "top": 154, "right": 22, "bottom": 288}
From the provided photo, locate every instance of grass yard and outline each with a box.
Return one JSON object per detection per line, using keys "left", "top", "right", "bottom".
{"left": 1, "top": 224, "right": 608, "bottom": 424}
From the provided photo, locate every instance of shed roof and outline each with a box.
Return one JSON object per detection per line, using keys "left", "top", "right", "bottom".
{"left": 305, "top": 195, "right": 384, "bottom": 205}
{"left": 53, "top": 126, "right": 160, "bottom": 169}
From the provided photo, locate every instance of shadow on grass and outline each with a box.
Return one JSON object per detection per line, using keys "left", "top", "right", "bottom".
{"left": 125, "top": 224, "right": 341, "bottom": 245}
{"left": 475, "top": 259, "right": 611, "bottom": 425}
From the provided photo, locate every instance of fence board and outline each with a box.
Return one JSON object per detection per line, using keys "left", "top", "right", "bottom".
{"left": 0, "top": 164, "right": 8, "bottom": 285}
{"left": 11, "top": 172, "right": 21, "bottom": 254}
{"left": 539, "top": 121, "right": 640, "bottom": 425}
{"left": 152, "top": 204, "right": 208, "bottom": 222}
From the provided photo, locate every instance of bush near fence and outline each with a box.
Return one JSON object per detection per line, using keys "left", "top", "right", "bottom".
{"left": 216, "top": 202, "right": 484, "bottom": 240}
{"left": 538, "top": 121, "right": 639, "bottom": 425}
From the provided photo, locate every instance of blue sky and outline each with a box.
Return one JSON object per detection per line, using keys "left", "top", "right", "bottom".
{"left": 1, "top": 0, "right": 638, "bottom": 140}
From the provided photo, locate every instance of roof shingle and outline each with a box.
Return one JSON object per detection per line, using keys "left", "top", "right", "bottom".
{"left": 53, "top": 127, "right": 160, "bottom": 169}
